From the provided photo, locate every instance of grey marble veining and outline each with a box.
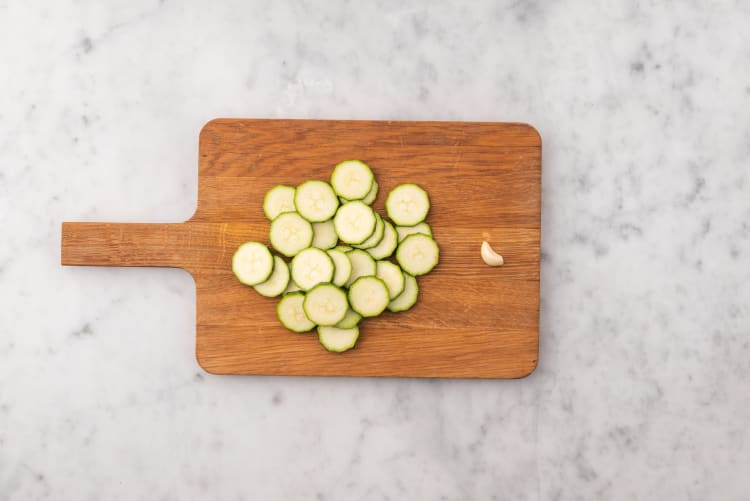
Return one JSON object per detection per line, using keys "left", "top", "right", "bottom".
{"left": 1, "top": 1, "right": 748, "bottom": 499}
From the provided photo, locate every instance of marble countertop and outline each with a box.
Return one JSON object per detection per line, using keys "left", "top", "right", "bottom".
{"left": 1, "top": 1, "right": 748, "bottom": 499}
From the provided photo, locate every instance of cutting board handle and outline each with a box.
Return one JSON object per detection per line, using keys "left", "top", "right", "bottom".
{"left": 61, "top": 222, "right": 191, "bottom": 269}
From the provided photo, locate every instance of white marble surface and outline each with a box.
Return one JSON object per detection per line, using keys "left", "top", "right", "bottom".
{"left": 1, "top": 0, "right": 749, "bottom": 499}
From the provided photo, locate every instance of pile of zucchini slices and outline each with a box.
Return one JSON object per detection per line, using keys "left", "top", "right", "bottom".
{"left": 232, "top": 160, "right": 439, "bottom": 352}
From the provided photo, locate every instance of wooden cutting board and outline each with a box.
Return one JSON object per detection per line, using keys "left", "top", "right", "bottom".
{"left": 62, "top": 119, "right": 541, "bottom": 378}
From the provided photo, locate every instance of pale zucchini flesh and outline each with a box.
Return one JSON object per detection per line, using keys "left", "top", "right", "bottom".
{"left": 376, "top": 260, "right": 405, "bottom": 299}
{"left": 277, "top": 292, "right": 316, "bottom": 332}
{"left": 366, "top": 220, "right": 398, "bottom": 260}
{"left": 361, "top": 180, "right": 379, "bottom": 205}
{"left": 339, "top": 181, "right": 380, "bottom": 205}
{"left": 396, "top": 222, "right": 433, "bottom": 243}
{"left": 339, "top": 180, "right": 378, "bottom": 205}
{"left": 263, "top": 185, "right": 296, "bottom": 221}
{"left": 331, "top": 160, "right": 374, "bottom": 200}
{"left": 269, "top": 212, "right": 314, "bottom": 257}
{"left": 335, "top": 308, "right": 362, "bottom": 328}
{"left": 395, "top": 233, "right": 439, "bottom": 276}
{"left": 352, "top": 213, "right": 385, "bottom": 249}
{"left": 334, "top": 201, "right": 377, "bottom": 244}
{"left": 254, "top": 255, "right": 290, "bottom": 297}
{"left": 312, "top": 219, "right": 338, "bottom": 250}
{"left": 294, "top": 180, "right": 339, "bottom": 222}
{"left": 303, "top": 284, "right": 348, "bottom": 326}
{"left": 386, "top": 183, "right": 430, "bottom": 226}
{"left": 348, "top": 276, "right": 390, "bottom": 317}
{"left": 318, "top": 326, "right": 360, "bottom": 352}
{"left": 232, "top": 242, "right": 274, "bottom": 286}
{"left": 327, "top": 249, "right": 352, "bottom": 287}
{"left": 291, "top": 248, "right": 335, "bottom": 291}
{"left": 387, "top": 273, "right": 418, "bottom": 312}
{"left": 345, "top": 249, "right": 376, "bottom": 287}
{"left": 283, "top": 280, "right": 302, "bottom": 294}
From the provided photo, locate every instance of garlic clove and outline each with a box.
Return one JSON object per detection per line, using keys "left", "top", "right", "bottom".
{"left": 481, "top": 241, "right": 504, "bottom": 266}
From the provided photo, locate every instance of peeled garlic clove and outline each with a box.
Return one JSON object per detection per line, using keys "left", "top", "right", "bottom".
{"left": 481, "top": 241, "right": 504, "bottom": 266}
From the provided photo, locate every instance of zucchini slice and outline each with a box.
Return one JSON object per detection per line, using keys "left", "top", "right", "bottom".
{"left": 344, "top": 249, "right": 376, "bottom": 287}
{"left": 366, "top": 220, "right": 397, "bottom": 260}
{"left": 396, "top": 222, "right": 433, "bottom": 243}
{"left": 294, "top": 180, "right": 339, "bottom": 222}
{"left": 312, "top": 219, "right": 338, "bottom": 250}
{"left": 352, "top": 213, "right": 385, "bottom": 249}
{"left": 396, "top": 233, "right": 439, "bottom": 276}
{"left": 291, "top": 247, "right": 335, "bottom": 291}
{"left": 254, "top": 255, "right": 290, "bottom": 297}
{"left": 318, "top": 326, "right": 359, "bottom": 352}
{"left": 348, "top": 276, "right": 389, "bottom": 317}
{"left": 335, "top": 308, "right": 362, "bottom": 328}
{"left": 269, "top": 212, "right": 314, "bottom": 257}
{"left": 361, "top": 180, "right": 379, "bottom": 205}
{"left": 376, "top": 260, "right": 405, "bottom": 299}
{"left": 387, "top": 273, "right": 418, "bottom": 312}
{"left": 331, "top": 160, "right": 374, "bottom": 200}
{"left": 232, "top": 242, "right": 274, "bottom": 286}
{"left": 263, "top": 185, "right": 296, "bottom": 221}
{"left": 277, "top": 292, "right": 315, "bottom": 332}
{"left": 303, "top": 283, "right": 348, "bottom": 326}
{"left": 283, "top": 280, "right": 302, "bottom": 294}
{"left": 386, "top": 183, "right": 430, "bottom": 226}
{"left": 334, "top": 201, "right": 377, "bottom": 244}
{"left": 326, "top": 249, "right": 352, "bottom": 287}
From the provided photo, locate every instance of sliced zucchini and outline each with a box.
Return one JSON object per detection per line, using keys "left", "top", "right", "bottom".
{"left": 345, "top": 249, "right": 376, "bottom": 287}
{"left": 330, "top": 160, "right": 374, "bottom": 200}
{"left": 277, "top": 292, "right": 315, "bottom": 332}
{"left": 376, "top": 260, "right": 405, "bottom": 299}
{"left": 335, "top": 308, "right": 362, "bottom": 328}
{"left": 283, "top": 280, "right": 302, "bottom": 294}
{"left": 348, "top": 276, "right": 390, "bottom": 317}
{"left": 269, "top": 212, "right": 314, "bottom": 257}
{"left": 318, "top": 326, "right": 359, "bottom": 352}
{"left": 263, "top": 185, "right": 296, "bottom": 221}
{"left": 303, "top": 283, "right": 348, "bottom": 326}
{"left": 366, "top": 220, "right": 398, "bottom": 260}
{"left": 396, "top": 233, "right": 439, "bottom": 276}
{"left": 338, "top": 180, "right": 378, "bottom": 205}
{"left": 334, "top": 201, "right": 377, "bottom": 244}
{"left": 387, "top": 273, "right": 418, "bottom": 312}
{"left": 385, "top": 183, "right": 430, "bottom": 226}
{"left": 239, "top": 162, "right": 438, "bottom": 348}
{"left": 232, "top": 242, "right": 274, "bottom": 286}
{"left": 361, "top": 180, "right": 379, "bottom": 205}
{"left": 396, "top": 222, "right": 433, "bottom": 243}
{"left": 312, "top": 220, "right": 338, "bottom": 250}
{"left": 254, "top": 255, "right": 290, "bottom": 297}
{"left": 353, "top": 213, "right": 385, "bottom": 249}
{"left": 291, "top": 248, "right": 335, "bottom": 291}
{"left": 294, "top": 180, "right": 339, "bottom": 222}
{"left": 326, "top": 249, "right": 352, "bottom": 287}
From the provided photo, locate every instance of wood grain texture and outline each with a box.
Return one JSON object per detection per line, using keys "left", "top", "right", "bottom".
{"left": 61, "top": 119, "right": 542, "bottom": 378}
